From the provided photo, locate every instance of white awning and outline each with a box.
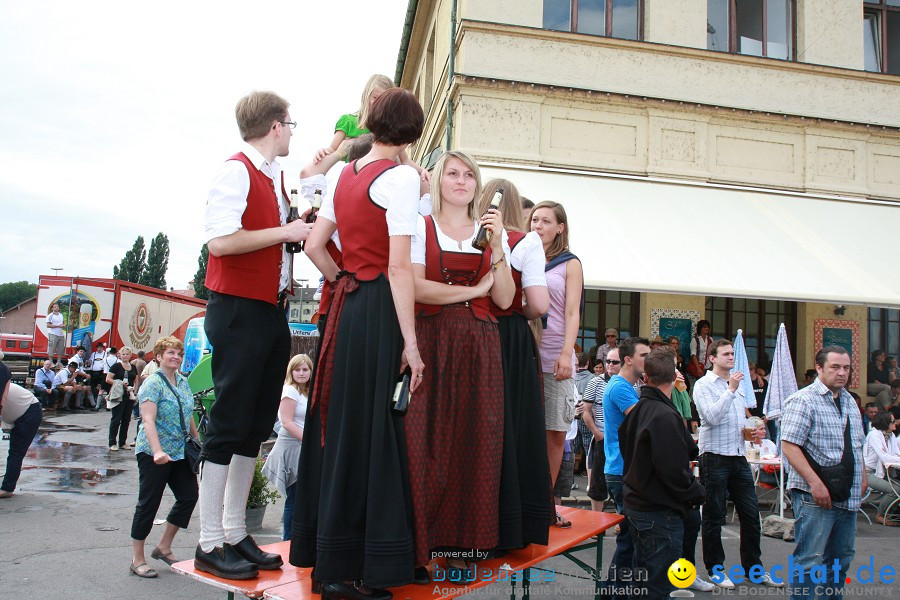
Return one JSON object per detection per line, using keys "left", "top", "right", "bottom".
{"left": 480, "top": 163, "right": 900, "bottom": 308}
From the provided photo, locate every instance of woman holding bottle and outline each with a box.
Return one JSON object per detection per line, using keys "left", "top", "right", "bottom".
{"left": 407, "top": 151, "right": 514, "bottom": 577}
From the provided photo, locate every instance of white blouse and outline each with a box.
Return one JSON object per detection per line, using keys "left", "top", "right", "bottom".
{"left": 864, "top": 429, "right": 900, "bottom": 479}
{"left": 511, "top": 231, "right": 547, "bottom": 289}
{"left": 411, "top": 215, "right": 510, "bottom": 265}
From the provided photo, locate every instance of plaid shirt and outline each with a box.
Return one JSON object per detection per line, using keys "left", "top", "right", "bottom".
{"left": 780, "top": 379, "right": 865, "bottom": 511}
{"left": 693, "top": 370, "right": 746, "bottom": 457}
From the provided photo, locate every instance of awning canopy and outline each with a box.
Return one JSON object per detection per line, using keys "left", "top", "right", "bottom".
{"left": 480, "top": 163, "right": 900, "bottom": 308}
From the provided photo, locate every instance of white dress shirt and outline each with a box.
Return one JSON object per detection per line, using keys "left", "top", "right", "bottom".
{"left": 694, "top": 370, "right": 746, "bottom": 456}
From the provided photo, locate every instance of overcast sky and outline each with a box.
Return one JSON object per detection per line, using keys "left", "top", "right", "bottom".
{"left": 0, "top": 0, "right": 411, "bottom": 290}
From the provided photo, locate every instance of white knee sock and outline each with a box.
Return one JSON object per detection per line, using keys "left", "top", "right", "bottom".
{"left": 198, "top": 460, "right": 229, "bottom": 553}
{"left": 223, "top": 455, "right": 257, "bottom": 545}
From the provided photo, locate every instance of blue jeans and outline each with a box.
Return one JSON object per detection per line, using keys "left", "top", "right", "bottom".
{"left": 605, "top": 474, "right": 635, "bottom": 590}
{"left": 682, "top": 506, "right": 701, "bottom": 566}
{"left": 789, "top": 490, "right": 856, "bottom": 600}
{"left": 283, "top": 482, "right": 296, "bottom": 541}
{"left": 2, "top": 403, "right": 42, "bottom": 492}
{"left": 626, "top": 507, "right": 684, "bottom": 600}
{"left": 699, "top": 453, "right": 762, "bottom": 574}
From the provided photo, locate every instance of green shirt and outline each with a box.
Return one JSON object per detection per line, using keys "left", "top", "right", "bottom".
{"left": 334, "top": 113, "right": 369, "bottom": 139}
{"left": 672, "top": 388, "right": 693, "bottom": 420}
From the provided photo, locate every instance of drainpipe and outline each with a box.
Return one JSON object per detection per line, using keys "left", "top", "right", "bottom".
{"left": 445, "top": 0, "right": 458, "bottom": 150}
{"left": 394, "top": 0, "right": 420, "bottom": 86}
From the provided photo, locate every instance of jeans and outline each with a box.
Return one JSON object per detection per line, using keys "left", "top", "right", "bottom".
{"left": 2, "top": 403, "right": 42, "bottom": 492}
{"left": 33, "top": 387, "right": 57, "bottom": 408}
{"left": 790, "top": 490, "right": 856, "bottom": 600}
{"left": 699, "top": 453, "right": 762, "bottom": 574}
{"left": 626, "top": 507, "right": 684, "bottom": 600}
{"left": 283, "top": 482, "right": 296, "bottom": 540}
{"left": 605, "top": 474, "right": 635, "bottom": 591}
{"left": 682, "top": 506, "right": 701, "bottom": 567}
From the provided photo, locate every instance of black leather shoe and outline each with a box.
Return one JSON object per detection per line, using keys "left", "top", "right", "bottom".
{"left": 414, "top": 566, "right": 430, "bottom": 584}
{"left": 231, "top": 535, "right": 283, "bottom": 570}
{"left": 321, "top": 581, "right": 392, "bottom": 600}
{"left": 194, "top": 544, "right": 258, "bottom": 580}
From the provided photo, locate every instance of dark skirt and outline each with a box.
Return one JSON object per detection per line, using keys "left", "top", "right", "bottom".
{"left": 496, "top": 313, "right": 552, "bottom": 548}
{"left": 289, "top": 275, "right": 415, "bottom": 588}
{"left": 406, "top": 305, "right": 504, "bottom": 566}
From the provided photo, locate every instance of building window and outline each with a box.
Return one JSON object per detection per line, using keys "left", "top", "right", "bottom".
{"left": 864, "top": 1, "right": 900, "bottom": 75}
{"left": 707, "top": 0, "right": 795, "bottom": 60}
{"left": 705, "top": 297, "right": 796, "bottom": 371}
{"left": 868, "top": 308, "right": 900, "bottom": 364}
{"left": 543, "top": 0, "right": 643, "bottom": 40}
{"left": 578, "top": 290, "right": 640, "bottom": 355}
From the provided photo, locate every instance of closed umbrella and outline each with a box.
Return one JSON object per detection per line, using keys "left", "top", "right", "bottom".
{"left": 763, "top": 322, "right": 797, "bottom": 519}
{"left": 731, "top": 329, "right": 757, "bottom": 409}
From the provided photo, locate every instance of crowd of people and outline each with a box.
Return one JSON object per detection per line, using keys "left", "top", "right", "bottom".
{"left": 2, "top": 75, "right": 899, "bottom": 600}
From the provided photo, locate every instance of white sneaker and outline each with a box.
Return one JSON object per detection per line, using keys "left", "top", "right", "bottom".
{"left": 689, "top": 576, "right": 716, "bottom": 592}
{"left": 760, "top": 573, "right": 785, "bottom": 588}
{"left": 713, "top": 574, "right": 736, "bottom": 589}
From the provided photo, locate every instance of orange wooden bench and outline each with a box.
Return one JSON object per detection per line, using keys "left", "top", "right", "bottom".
{"left": 173, "top": 506, "right": 622, "bottom": 600}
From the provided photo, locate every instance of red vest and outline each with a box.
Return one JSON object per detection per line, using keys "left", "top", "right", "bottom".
{"left": 317, "top": 240, "right": 343, "bottom": 315}
{"left": 332, "top": 159, "right": 398, "bottom": 281}
{"left": 415, "top": 216, "right": 496, "bottom": 323}
{"left": 490, "top": 230, "right": 526, "bottom": 317}
{"left": 205, "top": 152, "right": 289, "bottom": 305}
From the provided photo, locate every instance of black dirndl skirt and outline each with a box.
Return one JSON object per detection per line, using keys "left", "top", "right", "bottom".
{"left": 496, "top": 313, "right": 553, "bottom": 548}
{"left": 289, "top": 275, "right": 415, "bottom": 588}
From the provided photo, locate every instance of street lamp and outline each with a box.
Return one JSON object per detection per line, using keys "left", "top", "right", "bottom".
{"left": 0, "top": 316, "right": 6, "bottom": 335}
{"left": 51, "top": 267, "right": 63, "bottom": 276}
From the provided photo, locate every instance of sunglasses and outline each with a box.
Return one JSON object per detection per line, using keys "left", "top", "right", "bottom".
{"left": 606, "top": 334, "right": 617, "bottom": 338}
{"left": 605, "top": 359, "right": 621, "bottom": 365}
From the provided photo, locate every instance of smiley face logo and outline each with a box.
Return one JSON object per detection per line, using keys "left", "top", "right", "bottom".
{"left": 668, "top": 558, "right": 696, "bottom": 588}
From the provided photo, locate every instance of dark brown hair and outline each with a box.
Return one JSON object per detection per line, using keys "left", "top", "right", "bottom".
{"left": 348, "top": 134, "right": 374, "bottom": 162}
{"left": 644, "top": 348, "right": 676, "bottom": 385}
{"left": 366, "top": 88, "right": 424, "bottom": 146}
{"left": 817, "top": 345, "right": 850, "bottom": 367}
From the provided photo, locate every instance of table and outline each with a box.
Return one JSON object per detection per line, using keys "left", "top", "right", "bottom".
{"left": 747, "top": 456, "right": 786, "bottom": 518}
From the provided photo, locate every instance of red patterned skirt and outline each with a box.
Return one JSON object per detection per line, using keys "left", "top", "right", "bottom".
{"left": 407, "top": 304, "right": 504, "bottom": 566}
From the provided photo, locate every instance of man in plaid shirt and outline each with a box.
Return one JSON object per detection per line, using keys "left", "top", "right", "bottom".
{"left": 781, "top": 346, "right": 867, "bottom": 600}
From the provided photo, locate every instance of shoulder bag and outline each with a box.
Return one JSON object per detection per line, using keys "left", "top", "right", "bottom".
{"left": 156, "top": 371, "right": 202, "bottom": 474}
{"left": 800, "top": 417, "right": 854, "bottom": 503}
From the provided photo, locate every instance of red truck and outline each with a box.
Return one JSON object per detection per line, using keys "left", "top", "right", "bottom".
{"left": 31, "top": 276, "right": 206, "bottom": 371}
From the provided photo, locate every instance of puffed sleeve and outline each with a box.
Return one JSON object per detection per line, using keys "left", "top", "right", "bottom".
{"left": 411, "top": 216, "right": 427, "bottom": 265}
{"left": 371, "top": 165, "right": 420, "bottom": 236}
{"left": 520, "top": 232, "right": 548, "bottom": 288}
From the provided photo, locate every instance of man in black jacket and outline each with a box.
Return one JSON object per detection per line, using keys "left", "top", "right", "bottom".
{"left": 621, "top": 348, "right": 705, "bottom": 600}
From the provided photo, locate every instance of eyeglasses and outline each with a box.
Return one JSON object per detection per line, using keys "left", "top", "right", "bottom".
{"left": 605, "top": 359, "right": 621, "bottom": 365}
{"left": 279, "top": 121, "right": 297, "bottom": 129}
{"left": 606, "top": 334, "right": 617, "bottom": 338}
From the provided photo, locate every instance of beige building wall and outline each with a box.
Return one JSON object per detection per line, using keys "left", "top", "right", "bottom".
{"left": 796, "top": 302, "right": 868, "bottom": 395}
{"left": 796, "top": 0, "right": 863, "bottom": 70}
{"left": 462, "top": 0, "right": 542, "bottom": 28}
{"left": 1, "top": 298, "right": 37, "bottom": 336}
{"left": 639, "top": 293, "right": 706, "bottom": 338}
{"left": 643, "top": 0, "right": 707, "bottom": 49}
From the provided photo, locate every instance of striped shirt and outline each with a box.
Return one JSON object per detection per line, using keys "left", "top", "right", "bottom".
{"left": 583, "top": 375, "right": 606, "bottom": 431}
{"left": 693, "top": 370, "right": 746, "bottom": 457}
{"left": 780, "top": 379, "right": 866, "bottom": 511}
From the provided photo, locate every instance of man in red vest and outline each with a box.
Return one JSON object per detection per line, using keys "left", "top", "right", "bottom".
{"left": 195, "top": 91, "right": 313, "bottom": 580}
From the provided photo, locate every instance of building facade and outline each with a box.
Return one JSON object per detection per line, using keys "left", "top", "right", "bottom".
{"left": 396, "top": 0, "right": 900, "bottom": 394}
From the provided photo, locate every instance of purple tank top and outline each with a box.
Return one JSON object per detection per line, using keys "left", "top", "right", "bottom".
{"left": 539, "top": 261, "right": 576, "bottom": 373}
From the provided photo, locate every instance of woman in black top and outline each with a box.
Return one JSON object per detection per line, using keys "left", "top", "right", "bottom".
{"left": 869, "top": 349, "right": 892, "bottom": 397}
{"left": 106, "top": 346, "right": 138, "bottom": 451}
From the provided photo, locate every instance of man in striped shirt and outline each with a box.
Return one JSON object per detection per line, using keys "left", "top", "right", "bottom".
{"left": 693, "top": 338, "right": 781, "bottom": 589}
{"left": 580, "top": 347, "right": 620, "bottom": 510}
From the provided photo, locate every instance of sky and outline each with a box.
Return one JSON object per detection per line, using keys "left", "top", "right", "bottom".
{"left": 0, "top": 0, "right": 411, "bottom": 290}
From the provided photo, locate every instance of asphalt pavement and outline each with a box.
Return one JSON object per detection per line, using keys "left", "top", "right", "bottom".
{"left": 1, "top": 410, "right": 897, "bottom": 599}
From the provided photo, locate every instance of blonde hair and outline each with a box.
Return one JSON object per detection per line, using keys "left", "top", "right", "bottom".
{"left": 478, "top": 178, "right": 524, "bottom": 232}
{"left": 431, "top": 150, "right": 482, "bottom": 220}
{"left": 284, "top": 354, "right": 314, "bottom": 396}
{"left": 530, "top": 201, "right": 570, "bottom": 260}
{"left": 152, "top": 336, "right": 184, "bottom": 358}
{"left": 119, "top": 346, "right": 134, "bottom": 357}
{"left": 358, "top": 74, "right": 394, "bottom": 130}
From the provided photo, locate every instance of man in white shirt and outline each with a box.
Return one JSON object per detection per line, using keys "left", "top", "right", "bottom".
{"left": 87, "top": 342, "right": 107, "bottom": 408}
{"left": 693, "top": 339, "right": 780, "bottom": 589}
{"left": 195, "top": 91, "right": 312, "bottom": 580}
{"left": 46, "top": 303, "right": 66, "bottom": 366}
{"left": 53, "top": 362, "right": 89, "bottom": 411}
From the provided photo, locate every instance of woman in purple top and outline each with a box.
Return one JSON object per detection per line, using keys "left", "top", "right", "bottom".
{"left": 530, "top": 201, "right": 582, "bottom": 528}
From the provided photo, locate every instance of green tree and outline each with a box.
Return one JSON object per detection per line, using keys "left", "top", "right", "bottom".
{"left": 0, "top": 281, "right": 38, "bottom": 312}
{"left": 192, "top": 244, "right": 210, "bottom": 300}
{"left": 140, "top": 233, "right": 170, "bottom": 290}
{"left": 113, "top": 236, "right": 146, "bottom": 283}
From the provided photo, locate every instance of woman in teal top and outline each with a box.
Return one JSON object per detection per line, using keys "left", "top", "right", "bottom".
{"left": 128, "top": 336, "right": 199, "bottom": 578}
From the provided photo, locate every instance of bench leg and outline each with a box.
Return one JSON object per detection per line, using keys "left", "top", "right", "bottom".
{"left": 523, "top": 566, "right": 531, "bottom": 600}
{"left": 594, "top": 536, "right": 602, "bottom": 600}
{"left": 509, "top": 573, "right": 516, "bottom": 600}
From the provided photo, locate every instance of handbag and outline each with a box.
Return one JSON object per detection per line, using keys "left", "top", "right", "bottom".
{"left": 800, "top": 417, "right": 854, "bottom": 503}
{"left": 687, "top": 335, "right": 707, "bottom": 378}
{"left": 157, "top": 371, "right": 202, "bottom": 474}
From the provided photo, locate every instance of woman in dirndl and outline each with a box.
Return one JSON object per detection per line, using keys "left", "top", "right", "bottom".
{"left": 477, "top": 178, "right": 553, "bottom": 550}
{"left": 406, "top": 150, "right": 514, "bottom": 578}
{"left": 291, "top": 88, "right": 426, "bottom": 600}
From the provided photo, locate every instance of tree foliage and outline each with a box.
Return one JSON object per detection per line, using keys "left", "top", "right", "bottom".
{"left": 140, "top": 233, "right": 170, "bottom": 290}
{"left": 113, "top": 236, "right": 146, "bottom": 283}
{"left": 192, "top": 244, "right": 210, "bottom": 300}
{"left": 0, "top": 281, "right": 37, "bottom": 312}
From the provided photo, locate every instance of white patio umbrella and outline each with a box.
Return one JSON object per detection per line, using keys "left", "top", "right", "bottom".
{"left": 762, "top": 322, "right": 798, "bottom": 519}
{"left": 731, "top": 329, "right": 757, "bottom": 408}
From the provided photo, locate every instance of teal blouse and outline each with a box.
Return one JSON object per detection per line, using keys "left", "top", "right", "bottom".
{"left": 135, "top": 371, "right": 194, "bottom": 460}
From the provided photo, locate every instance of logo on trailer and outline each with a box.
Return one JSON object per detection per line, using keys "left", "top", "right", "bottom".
{"left": 129, "top": 303, "right": 152, "bottom": 348}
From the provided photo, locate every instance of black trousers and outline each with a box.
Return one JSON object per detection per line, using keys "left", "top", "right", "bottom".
{"left": 203, "top": 292, "right": 291, "bottom": 464}
{"left": 131, "top": 453, "right": 199, "bottom": 540}
{"left": 109, "top": 399, "right": 134, "bottom": 446}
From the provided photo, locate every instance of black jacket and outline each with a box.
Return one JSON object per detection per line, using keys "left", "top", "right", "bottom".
{"left": 621, "top": 385, "right": 705, "bottom": 517}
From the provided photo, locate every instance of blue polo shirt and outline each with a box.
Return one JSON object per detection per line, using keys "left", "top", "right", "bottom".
{"left": 603, "top": 374, "right": 640, "bottom": 475}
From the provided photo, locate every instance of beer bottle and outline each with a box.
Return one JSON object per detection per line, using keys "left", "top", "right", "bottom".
{"left": 471, "top": 188, "right": 503, "bottom": 251}
{"left": 286, "top": 189, "right": 302, "bottom": 254}
{"left": 299, "top": 190, "right": 323, "bottom": 252}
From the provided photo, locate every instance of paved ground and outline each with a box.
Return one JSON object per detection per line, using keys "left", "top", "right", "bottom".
{"left": 1, "top": 410, "right": 897, "bottom": 599}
